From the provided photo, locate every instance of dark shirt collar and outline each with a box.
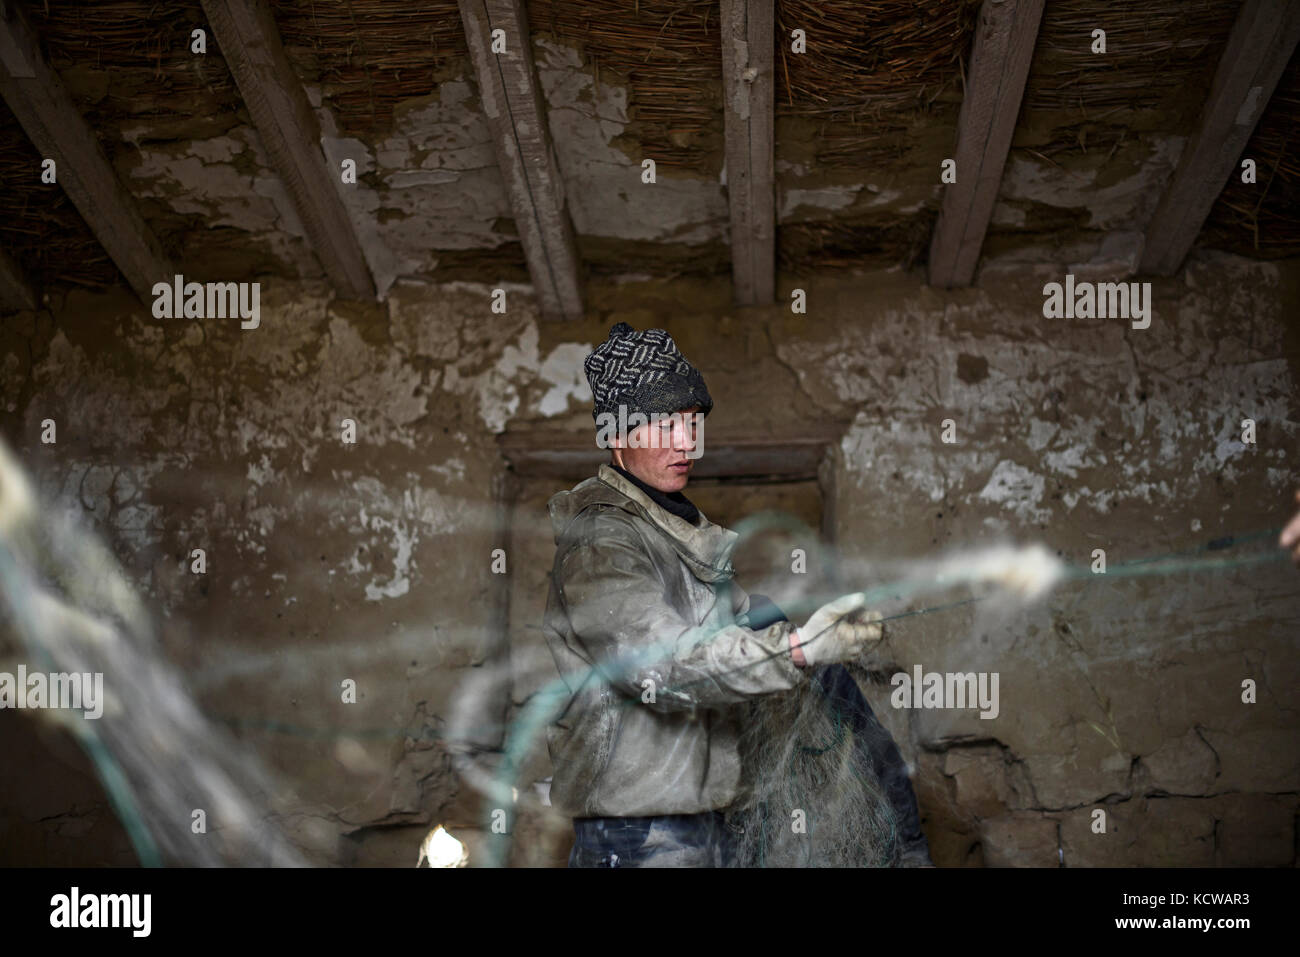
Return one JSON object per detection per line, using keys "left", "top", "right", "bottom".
{"left": 610, "top": 464, "right": 702, "bottom": 526}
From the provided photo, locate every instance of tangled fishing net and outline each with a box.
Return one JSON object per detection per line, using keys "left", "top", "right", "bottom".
{"left": 726, "top": 673, "right": 901, "bottom": 867}
{"left": 0, "top": 438, "right": 303, "bottom": 866}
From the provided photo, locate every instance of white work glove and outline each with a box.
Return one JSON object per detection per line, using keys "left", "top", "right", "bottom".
{"left": 794, "top": 593, "right": 882, "bottom": 667}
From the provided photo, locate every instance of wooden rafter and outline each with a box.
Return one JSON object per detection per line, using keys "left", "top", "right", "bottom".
{"left": 458, "top": 0, "right": 583, "bottom": 321}
{"left": 202, "top": 0, "right": 376, "bottom": 300}
{"left": 928, "top": 0, "right": 1045, "bottom": 288}
{"left": 720, "top": 0, "right": 775, "bottom": 306}
{"left": 1141, "top": 0, "right": 1300, "bottom": 276}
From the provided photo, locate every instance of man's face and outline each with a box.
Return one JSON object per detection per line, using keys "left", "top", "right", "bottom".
{"left": 612, "top": 405, "right": 702, "bottom": 493}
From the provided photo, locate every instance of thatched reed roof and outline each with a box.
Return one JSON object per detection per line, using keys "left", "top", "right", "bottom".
{"left": 1024, "top": 0, "right": 1238, "bottom": 116}
{"left": 271, "top": 0, "right": 468, "bottom": 140}
{"left": 0, "top": 99, "right": 119, "bottom": 291}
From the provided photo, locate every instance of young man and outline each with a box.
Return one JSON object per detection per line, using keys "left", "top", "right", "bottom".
{"left": 541, "top": 322, "right": 930, "bottom": 867}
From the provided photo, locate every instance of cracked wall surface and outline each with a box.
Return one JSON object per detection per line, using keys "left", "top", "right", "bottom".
{"left": 1, "top": 251, "right": 1297, "bottom": 866}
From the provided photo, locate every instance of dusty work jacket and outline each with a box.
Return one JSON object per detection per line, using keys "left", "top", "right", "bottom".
{"left": 542, "top": 463, "right": 807, "bottom": 818}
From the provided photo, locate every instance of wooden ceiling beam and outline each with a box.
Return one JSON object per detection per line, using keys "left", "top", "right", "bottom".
{"left": 928, "top": 0, "right": 1045, "bottom": 289}
{"left": 1141, "top": 0, "right": 1300, "bottom": 276}
{"left": 458, "top": 0, "right": 583, "bottom": 321}
{"left": 720, "top": 0, "right": 775, "bottom": 306}
{"left": 202, "top": 0, "right": 376, "bottom": 300}
{"left": 0, "top": 2, "right": 173, "bottom": 305}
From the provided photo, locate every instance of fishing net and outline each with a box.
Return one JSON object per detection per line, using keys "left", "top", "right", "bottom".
{"left": 726, "top": 672, "right": 901, "bottom": 867}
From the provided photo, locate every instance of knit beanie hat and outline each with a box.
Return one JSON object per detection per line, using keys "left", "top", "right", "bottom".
{"left": 584, "top": 322, "right": 713, "bottom": 427}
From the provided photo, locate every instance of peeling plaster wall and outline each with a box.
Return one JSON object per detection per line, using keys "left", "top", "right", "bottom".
{"left": 993, "top": 136, "right": 1186, "bottom": 233}
{"left": 534, "top": 38, "right": 727, "bottom": 245}
{"left": 123, "top": 121, "right": 324, "bottom": 279}
{"left": 987, "top": 131, "right": 1193, "bottom": 267}
{"left": 1, "top": 251, "right": 1297, "bottom": 866}
{"left": 776, "top": 254, "right": 1300, "bottom": 866}
{"left": 316, "top": 81, "right": 514, "bottom": 289}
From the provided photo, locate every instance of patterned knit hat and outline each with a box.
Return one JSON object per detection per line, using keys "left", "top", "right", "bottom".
{"left": 584, "top": 322, "right": 713, "bottom": 426}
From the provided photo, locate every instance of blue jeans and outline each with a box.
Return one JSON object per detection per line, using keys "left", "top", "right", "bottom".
{"left": 568, "top": 811, "right": 735, "bottom": 868}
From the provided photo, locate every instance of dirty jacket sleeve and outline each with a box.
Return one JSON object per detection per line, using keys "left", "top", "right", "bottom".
{"left": 555, "top": 508, "right": 807, "bottom": 713}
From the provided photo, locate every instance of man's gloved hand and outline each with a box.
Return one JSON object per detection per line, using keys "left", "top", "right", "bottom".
{"left": 794, "top": 593, "right": 882, "bottom": 667}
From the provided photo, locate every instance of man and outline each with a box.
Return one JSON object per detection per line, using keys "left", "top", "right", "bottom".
{"left": 541, "top": 322, "right": 930, "bottom": 867}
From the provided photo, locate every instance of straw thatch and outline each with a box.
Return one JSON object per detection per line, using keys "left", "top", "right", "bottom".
{"left": 270, "top": 1, "right": 468, "bottom": 139}
{"left": 777, "top": 0, "right": 977, "bottom": 111}
{"left": 1022, "top": 0, "right": 1238, "bottom": 157}
{"left": 28, "top": 0, "right": 243, "bottom": 129}
{"left": 431, "top": 242, "right": 530, "bottom": 284}
{"left": 576, "top": 235, "right": 731, "bottom": 284}
{"left": 0, "top": 100, "right": 120, "bottom": 292}
{"left": 779, "top": 211, "right": 937, "bottom": 274}
{"left": 525, "top": 1, "right": 725, "bottom": 175}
